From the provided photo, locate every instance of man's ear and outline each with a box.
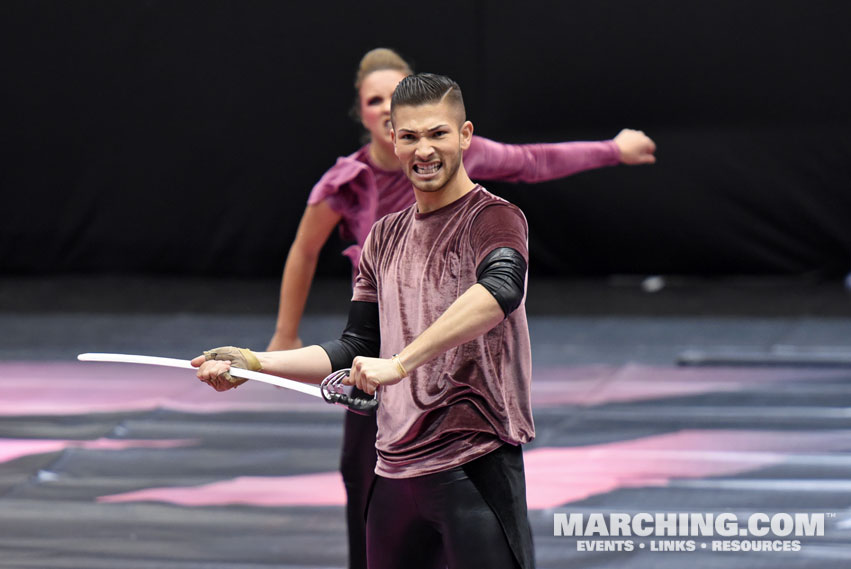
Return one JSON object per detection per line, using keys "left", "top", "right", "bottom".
{"left": 460, "top": 120, "right": 474, "bottom": 150}
{"left": 391, "top": 128, "right": 398, "bottom": 155}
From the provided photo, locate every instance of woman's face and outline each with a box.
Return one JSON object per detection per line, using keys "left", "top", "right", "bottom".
{"left": 359, "top": 69, "right": 408, "bottom": 147}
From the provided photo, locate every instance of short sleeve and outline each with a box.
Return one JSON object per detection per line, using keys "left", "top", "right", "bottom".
{"left": 469, "top": 204, "right": 529, "bottom": 267}
{"left": 307, "top": 153, "right": 379, "bottom": 248}
{"left": 307, "top": 156, "right": 370, "bottom": 208}
{"left": 351, "top": 225, "right": 379, "bottom": 303}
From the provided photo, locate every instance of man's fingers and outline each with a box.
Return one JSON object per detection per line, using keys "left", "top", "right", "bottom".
{"left": 354, "top": 369, "right": 376, "bottom": 395}
{"left": 196, "top": 360, "right": 230, "bottom": 380}
{"left": 213, "top": 377, "right": 233, "bottom": 392}
{"left": 199, "top": 370, "right": 238, "bottom": 392}
{"left": 203, "top": 375, "right": 231, "bottom": 392}
{"left": 350, "top": 357, "right": 365, "bottom": 392}
{"left": 192, "top": 359, "right": 243, "bottom": 392}
{"left": 190, "top": 355, "right": 206, "bottom": 367}
{"left": 357, "top": 373, "right": 369, "bottom": 394}
{"left": 362, "top": 372, "right": 382, "bottom": 395}
{"left": 345, "top": 355, "right": 395, "bottom": 395}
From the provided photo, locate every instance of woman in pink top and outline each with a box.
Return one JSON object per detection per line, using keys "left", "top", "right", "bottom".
{"left": 266, "top": 48, "right": 656, "bottom": 569}
{"left": 268, "top": 48, "right": 656, "bottom": 352}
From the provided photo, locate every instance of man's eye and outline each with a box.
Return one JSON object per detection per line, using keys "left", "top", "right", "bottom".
{"left": 367, "top": 97, "right": 382, "bottom": 106}
{"left": 433, "top": 131, "right": 447, "bottom": 138}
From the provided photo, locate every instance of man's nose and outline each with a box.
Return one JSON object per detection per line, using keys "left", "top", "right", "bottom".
{"left": 414, "top": 138, "right": 434, "bottom": 159}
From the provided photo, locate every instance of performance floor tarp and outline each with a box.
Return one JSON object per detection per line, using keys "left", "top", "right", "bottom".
{"left": 1, "top": 277, "right": 850, "bottom": 568}
{"left": 1, "top": 361, "right": 850, "bottom": 568}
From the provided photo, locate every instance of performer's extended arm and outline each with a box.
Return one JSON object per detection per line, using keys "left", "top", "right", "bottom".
{"left": 192, "top": 345, "right": 333, "bottom": 391}
{"left": 192, "top": 301, "right": 381, "bottom": 391}
{"left": 465, "top": 129, "right": 655, "bottom": 183}
{"left": 196, "top": 248, "right": 523, "bottom": 394}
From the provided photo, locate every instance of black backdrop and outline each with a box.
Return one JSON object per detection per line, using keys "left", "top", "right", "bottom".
{"left": 3, "top": 1, "right": 850, "bottom": 278}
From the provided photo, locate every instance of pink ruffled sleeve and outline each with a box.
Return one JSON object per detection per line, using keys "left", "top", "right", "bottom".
{"left": 464, "top": 135, "right": 621, "bottom": 183}
{"left": 307, "top": 154, "right": 379, "bottom": 267}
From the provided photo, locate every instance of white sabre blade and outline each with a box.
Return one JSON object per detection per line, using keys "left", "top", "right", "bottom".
{"left": 77, "top": 353, "right": 323, "bottom": 398}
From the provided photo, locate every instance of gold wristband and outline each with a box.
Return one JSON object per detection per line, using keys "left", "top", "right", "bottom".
{"left": 391, "top": 354, "right": 408, "bottom": 378}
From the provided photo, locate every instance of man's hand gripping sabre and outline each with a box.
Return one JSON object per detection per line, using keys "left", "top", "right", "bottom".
{"left": 78, "top": 350, "right": 379, "bottom": 415}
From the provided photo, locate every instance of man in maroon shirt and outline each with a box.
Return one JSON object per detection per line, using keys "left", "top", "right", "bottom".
{"left": 195, "top": 73, "right": 535, "bottom": 569}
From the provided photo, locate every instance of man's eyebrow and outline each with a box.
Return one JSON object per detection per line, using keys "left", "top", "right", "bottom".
{"left": 397, "top": 124, "right": 450, "bottom": 133}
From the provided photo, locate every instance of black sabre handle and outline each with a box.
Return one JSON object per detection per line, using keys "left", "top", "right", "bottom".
{"left": 328, "top": 391, "right": 380, "bottom": 415}
{"left": 320, "top": 369, "right": 379, "bottom": 416}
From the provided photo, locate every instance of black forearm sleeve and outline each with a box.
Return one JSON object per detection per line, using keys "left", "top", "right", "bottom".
{"left": 319, "top": 300, "right": 381, "bottom": 370}
{"left": 476, "top": 247, "right": 527, "bottom": 317}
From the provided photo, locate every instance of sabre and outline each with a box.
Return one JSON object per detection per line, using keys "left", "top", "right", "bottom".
{"left": 77, "top": 353, "right": 378, "bottom": 415}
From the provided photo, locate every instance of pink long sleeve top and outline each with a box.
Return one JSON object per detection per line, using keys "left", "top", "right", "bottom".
{"left": 307, "top": 135, "right": 620, "bottom": 267}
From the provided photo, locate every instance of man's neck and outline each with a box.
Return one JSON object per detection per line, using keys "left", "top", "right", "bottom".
{"left": 414, "top": 166, "right": 475, "bottom": 214}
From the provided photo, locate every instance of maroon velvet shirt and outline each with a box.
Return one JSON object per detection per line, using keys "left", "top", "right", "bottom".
{"left": 352, "top": 185, "right": 535, "bottom": 478}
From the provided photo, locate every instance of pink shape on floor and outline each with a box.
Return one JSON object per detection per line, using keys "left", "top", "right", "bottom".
{"left": 97, "top": 429, "right": 851, "bottom": 509}
{"left": 522, "top": 429, "right": 851, "bottom": 508}
{"left": 1, "top": 361, "right": 328, "bottom": 416}
{"left": 530, "top": 364, "right": 849, "bottom": 407}
{"left": 0, "top": 438, "right": 195, "bottom": 464}
{"left": 7, "top": 361, "right": 848, "bottom": 415}
{"left": 99, "top": 472, "right": 346, "bottom": 506}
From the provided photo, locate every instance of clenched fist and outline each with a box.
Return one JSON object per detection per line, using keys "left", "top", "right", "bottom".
{"left": 190, "top": 346, "right": 261, "bottom": 392}
{"left": 613, "top": 129, "right": 657, "bottom": 165}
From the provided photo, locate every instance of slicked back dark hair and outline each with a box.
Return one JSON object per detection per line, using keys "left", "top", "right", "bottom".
{"left": 391, "top": 73, "right": 466, "bottom": 124}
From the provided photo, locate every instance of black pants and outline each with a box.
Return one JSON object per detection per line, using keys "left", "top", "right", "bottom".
{"left": 340, "top": 402, "right": 378, "bottom": 569}
{"left": 341, "top": 409, "right": 533, "bottom": 569}
{"left": 365, "top": 466, "right": 517, "bottom": 569}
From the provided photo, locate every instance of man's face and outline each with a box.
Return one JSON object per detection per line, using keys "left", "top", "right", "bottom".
{"left": 391, "top": 100, "right": 472, "bottom": 193}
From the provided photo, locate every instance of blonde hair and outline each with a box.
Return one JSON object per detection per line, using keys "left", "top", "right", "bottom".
{"left": 354, "top": 48, "right": 413, "bottom": 91}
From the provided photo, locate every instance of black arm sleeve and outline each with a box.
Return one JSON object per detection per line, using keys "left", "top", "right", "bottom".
{"left": 318, "top": 300, "right": 380, "bottom": 370}
{"left": 476, "top": 247, "right": 527, "bottom": 317}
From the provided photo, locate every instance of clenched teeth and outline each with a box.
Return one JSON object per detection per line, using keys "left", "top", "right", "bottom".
{"left": 414, "top": 162, "right": 441, "bottom": 175}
